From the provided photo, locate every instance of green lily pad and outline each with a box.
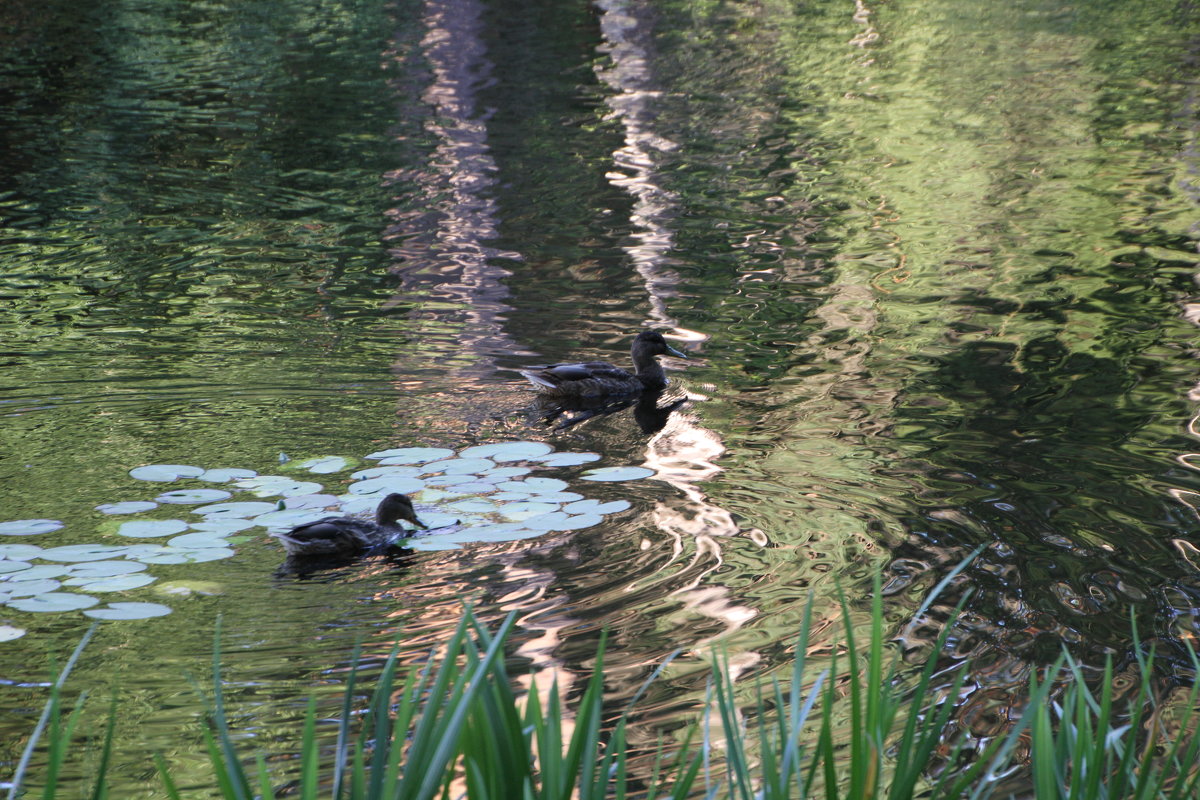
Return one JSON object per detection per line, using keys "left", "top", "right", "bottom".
{"left": 532, "top": 452, "right": 602, "bottom": 467}
{"left": 6, "top": 564, "right": 69, "bottom": 581}
{"left": 233, "top": 477, "right": 324, "bottom": 498}
{"left": 347, "top": 477, "right": 425, "bottom": 496}
{"left": 8, "top": 592, "right": 99, "bottom": 612}
{"left": 413, "top": 489, "right": 456, "bottom": 504}
{"left": 421, "top": 458, "right": 495, "bottom": 475}
{"left": 129, "top": 464, "right": 205, "bottom": 482}
{"left": 116, "top": 519, "right": 189, "bottom": 538}
{"left": 154, "top": 580, "right": 224, "bottom": 597}
{"left": 0, "top": 544, "right": 43, "bottom": 560}
{"left": 281, "top": 494, "right": 339, "bottom": 510}
{"left": 525, "top": 512, "right": 605, "bottom": 531}
{"left": 155, "top": 489, "right": 233, "bottom": 505}
{"left": 168, "top": 532, "right": 231, "bottom": 549}
{"left": 0, "top": 625, "right": 25, "bottom": 642}
{"left": 480, "top": 467, "right": 531, "bottom": 480}
{"left": 424, "top": 474, "right": 475, "bottom": 487}
{"left": 563, "top": 499, "right": 632, "bottom": 515}
{"left": 351, "top": 466, "right": 422, "bottom": 480}
{"left": 443, "top": 481, "right": 497, "bottom": 495}
{"left": 83, "top": 602, "right": 172, "bottom": 620}
{"left": 580, "top": 466, "right": 655, "bottom": 482}
{"left": 65, "top": 561, "right": 147, "bottom": 579}
{"left": 529, "top": 491, "right": 585, "bottom": 504}
{"left": 458, "top": 442, "right": 553, "bottom": 461}
{"left": 0, "top": 519, "right": 63, "bottom": 536}
{"left": 39, "top": 545, "right": 131, "bottom": 562}
{"left": 417, "top": 511, "right": 462, "bottom": 529}
{"left": 369, "top": 447, "right": 455, "bottom": 463}
{"left": 491, "top": 491, "right": 533, "bottom": 502}
{"left": 289, "top": 456, "right": 352, "bottom": 474}
{"left": 448, "top": 500, "right": 498, "bottom": 514}
{"left": 193, "top": 501, "right": 277, "bottom": 518}
{"left": 190, "top": 519, "right": 255, "bottom": 534}
{"left": 498, "top": 478, "right": 569, "bottom": 494}
{"left": 197, "top": 468, "right": 257, "bottom": 483}
{"left": 66, "top": 574, "right": 157, "bottom": 592}
{"left": 136, "top": 547, "right": 234, "bottom": 565}
{"left": 0, "top": 561, "right": 32, "bottom": 575}
{"left": 498, "top": 502, "right": 559, "bottom": 521}
{"left": 5, "top": 579, "right": 63, "bottom": 597}
{"left": 96, "top": 501, "right": 158, "bottom": 515}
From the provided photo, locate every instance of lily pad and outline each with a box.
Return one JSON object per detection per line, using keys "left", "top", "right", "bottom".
{"left": 4, "top": 579, "right": 63, "bottom": 597}
{"left": 529, "top": 492, "right": 585, "bottom": 504}
{"left": 334, "top": 495, "right": 380, "bottom": 515}
{"left": 155, "top": 489, "right": 233, "bottom": 505}
{"left": 130, "top": 464, "right": 205, "bottom": 482}
{"left": 0, "top": 561, "right": 32, "bottom": 575}
{"left": 491, "top": 491, "right": 533, "bottom": 502}
{"left": 168, "top": 532, "right": 232, "bottom": 548}
{"left": 351, "top": 465, "right": 422, "bottom": 480}
{"left": 0, "top": 544, "right": 43, "bottom": 560}
{"left": 458, "top": 442, "right": 553, "bottom": 461}
{"left": 189, "top": 519, "right": 255, "bottom": 534}
{"left": 447, "top": 500, "right": 498, "bottom": 514}
{"left": 347, "top": 476, "right": 425, "bottom": 496}
{"left": 96, "top": 501, "right": 158, "bottom": 515}
{"left": 153, "top": 580, "right": 224, "bottom": 597}
{"left": 525, "top": 512, "right": 605, "bottom": 531}
{"left": 193, "top": 501, "right": 277, "bottom": 518}
{"left": 0, "top": 625, "right": 25, "bottom": 642}
{"left": 116, "top": 519, "right": 189, "bottom": 538}
{"left": 8, "top": 592, "right": 99, "bottom": 612}
{"left": 66, "top": 574, "right": 157, "bottom": 592}
{"left": 580, "top": 466, "right": 656, "bottom": 482}
{"left": 136, "top": 547, "right": 234, "bottom": 565}
{"left": 441, "top": 481, "right": 496, "bottom": 495}
{"left": 369, "top": 447, "right": 455, "bottom": 464}
{"left": 415, "top": 511, "right": 461, "bottom": 529}
{"left": 413, "top": 489, "right": 457, "bottom": 504}
{"left": 233, "top": 477, "right": 324, "bottom": 498}
{"left": 65, "top": 561, "right": 147, "bottom": 579}
{"left": 289, "top": 456, "right": 352, "bottom": 474}
{"left": 424, "top": 474, "right": 476, "bottom": 487}
{"left": 197, "top": 468, "right": 258, "bottom": 483}
{"left": 480, "top": 467, "right": 532, "bottom": 479}
{"left": 421, "top": 458, "right": 496, "bottom": 475}
{"left": 532, "top": 452, "right": 602, "bottom": 467}
{"left": 39, "top": 544, "right": 131, "bottom": 562}
{"left": 0, "top": 519, "right": 63, "bottom": 536}
{"left": 562, "top": 499, "right": 632, "bottom": 515}
{"left": 280, "top": 494, "right": 339, "bottom": 510}
{"left": 84, "top": 602, "right": 172, "bottom": 620}
{"left": 6, "top": 564, "right": 69, "bottom": 581}
{"left": 498, "top": 478, "right": 569, "bottom": 494}
{"left": 498, "top": 502, "right": 559, "bottom": 521}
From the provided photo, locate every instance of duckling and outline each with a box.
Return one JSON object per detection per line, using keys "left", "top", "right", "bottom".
{"left": 520, "top": 331, "right": 687, "bottom": 398}
{"left": 270, "top": 493, "right": 427, "bottom": 558}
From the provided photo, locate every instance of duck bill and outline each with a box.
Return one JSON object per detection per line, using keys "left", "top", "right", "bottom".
{"left": 665, "top": 344, "right": 688, "bottom": 359}
{"left": 411, "top": 516, "right": 428, "bottom": 530}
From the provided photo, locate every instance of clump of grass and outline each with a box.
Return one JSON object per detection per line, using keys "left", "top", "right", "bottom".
{"left": 13, "top": 586, "right": 1200, "bottom": 799}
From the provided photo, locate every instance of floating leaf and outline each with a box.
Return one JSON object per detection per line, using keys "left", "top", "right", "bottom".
{"left": 136, "top": 547, "right": 234, "bottom": 565}
{"left": 0, "top": 561, "right": 32, "bottom": 575}
{"left": 413, "top": 489, "right": 456, "bottom": 504}
{"left": 532, "top": 452, "right": 602, "bottom": 467}
{"left": 189, "top": 519, "right": 255, "bottom": 534}
{"left": 0, "top": 519, "right": 63, "bottom": 536}
{"left": 116, "top": 520, "right": 189, "bottom": 539}
{"left": 8, "top": 592, "right": 99, "bottom": 612}
{"left": 334, "top": 495, "right": 379, "bottom": 515}
{"left": 369, "top": 447, "right": 454, "bottom": 464}
{"left": 154, "top": 580, "right": 223, "bottom": 597}
{"left": 480, "top": 467, "right": 531, "bottom": 480}
{"left": 458, "top": 442, "right": 553, "bottom": 461}
{"left": 280, "top": 494, "right": 339, "bottom": 510}
{"left": 580, "top": 466, "right": 655, "bottom": 482}
{"left": 95, "top": 501, "right": 158, "bottom": 515}
{"left": 66, "top": 574, "right": 157, "bottom": 592}
{"left": 563, "top": 499, "right": 632, "bottom": 515}
{"left": 129, "top": 464, "right": 205, "bottom": 482}
{"left": 4, "top": 579, "right": 62, "bottom": 597}
{"left": 424, "top": 474, "right": 476, "bottom": 487}
{"left": 6, "top": 564, "right": 68, "bottom": 581}
{"left": 447, "top": 500, "right": 498, "bottom": 514}
{"left": 233, "top": 477, "right": 324, "bottom": 498}
{"left": 84, "top": 602, "right": 172, "bottom": 620}
{"left": 167, "top": 532, "right": 231, "bottom": 549}
{"left": 65, "top": 561, "right": 147, "bottom": 579}
{"left": 197, "top": 468, "right": 257, "bottom": 483}
{"left": 155, "top": 489, "right": 233, "bottom": 505}
{"left": 498, "top": 478, "right": 569, "bottom": 494}
{"left": 525, "top": 512, "right": 605, "bottom": 531}
{"left": 0, "top": 625, "right": 24, "bottom": 642}
{"left": 351, "top": 466, "right": 422, "bottom": 480}
{"left": 443, "top": 481, "right": 497, "bottom": 495}
{"left": 490, "top": 491, "right": 533, "bottom": 502}
{"left": 290, "top": 456, "right": 351, "bottom": 474}
{"left": 421, "top": 458, "right": 495, "bottom": 476}
{"left": 194, "top": 501, "right": 277, "bottom": 518}
{"left": 347, "top": 476, "right": 425, "bottom": 496}
{"left": 498, "top": 502, "right": 559, "bottom": 521}
{"left": 416, "top": 511, "right": 461, "bottom": 530}
{"left": 39, "top": 545, "right": 131, "bottom": 562}
{"left": 530, "top": 491, "right": 585, "bottom": 504}
{"left": 0, "top": 544, "right": 42, "bottom": 560}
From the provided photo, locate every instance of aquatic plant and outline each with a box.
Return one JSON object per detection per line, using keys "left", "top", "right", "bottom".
{"left": 12, "top": 588, "right": 1200, "bottom": 799}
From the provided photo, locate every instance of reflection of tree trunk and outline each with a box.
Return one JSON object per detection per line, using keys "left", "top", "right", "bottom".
{"left": 383, "top": 0, "right": 527, "bottom": 385}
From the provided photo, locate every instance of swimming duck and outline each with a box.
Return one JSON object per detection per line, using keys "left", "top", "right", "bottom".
{"left": 520, "top": 331, "right": 687, "bottom": 398}
{"left": 270, "top": 493, "right": 427, "bottom": 558}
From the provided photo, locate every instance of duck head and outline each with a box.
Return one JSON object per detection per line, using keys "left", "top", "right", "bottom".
{"left": 633, "top": 330, "right": 687, "bottom": 360}
{"left": 376, "top": 493, "right": 428, "bottom": 529}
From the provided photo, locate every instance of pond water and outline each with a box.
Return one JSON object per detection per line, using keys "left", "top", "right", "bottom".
{"left": 2, "top": 0, "right": 1200, "bottom": 794}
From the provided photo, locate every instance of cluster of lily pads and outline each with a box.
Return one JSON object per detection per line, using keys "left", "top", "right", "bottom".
{"left": 0, "top": 442, "right": 653, "bottom": 640}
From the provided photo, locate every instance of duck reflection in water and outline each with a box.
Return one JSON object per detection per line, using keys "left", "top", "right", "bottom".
{"left": 535, "top": 389, "right": 689, "bottom": 433}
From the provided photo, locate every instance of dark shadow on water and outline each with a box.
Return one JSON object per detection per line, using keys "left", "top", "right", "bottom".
{"left": 531, "top": 390, "right": 689, "bottom": 433}
{"left": 273, "top": 547, "right": 416, "bottom": 582}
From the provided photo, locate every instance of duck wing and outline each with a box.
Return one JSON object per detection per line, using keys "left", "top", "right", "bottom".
{"left": 525, "top": 361, "right": 635, "bottom": 386}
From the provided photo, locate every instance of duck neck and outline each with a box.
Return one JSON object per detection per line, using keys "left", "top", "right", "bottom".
{"left": 631, "top": 349, "right": 667, "bottom": 387}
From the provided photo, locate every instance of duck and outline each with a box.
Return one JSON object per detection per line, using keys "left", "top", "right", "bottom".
{"left": 520, "top": 331, "right": 687, "bottom": 398}
{"left": 270, "top": 493, "right": 427, "bottom": 558}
